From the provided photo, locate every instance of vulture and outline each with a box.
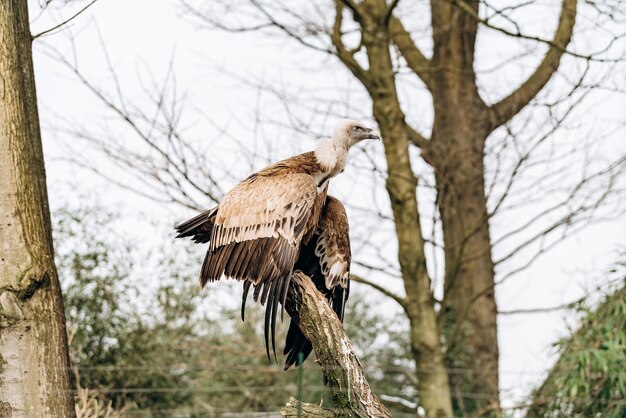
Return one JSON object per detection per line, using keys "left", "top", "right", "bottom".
{"left": 175, "top": 119, "right": 380, "bottom": 368}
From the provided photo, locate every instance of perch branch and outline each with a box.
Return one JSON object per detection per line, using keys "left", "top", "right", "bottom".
{"left": 282, "top": 397, "right": 335, "bottom": 418}
{"left": 281, "top": 272, "right": 392, "bottom": 418}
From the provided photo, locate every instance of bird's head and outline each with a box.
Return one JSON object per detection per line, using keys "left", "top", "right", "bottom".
{"left": 332, "top": 119, "right": 381, "bottom": 149}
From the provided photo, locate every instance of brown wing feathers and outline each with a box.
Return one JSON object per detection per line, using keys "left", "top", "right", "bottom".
{"left": 202, "top": 233, "right": 302, "bottom": 360}
{"left": 176, "top": 169, "right": 320, "bottom": 360}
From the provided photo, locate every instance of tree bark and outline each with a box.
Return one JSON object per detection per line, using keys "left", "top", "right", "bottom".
{"left": 0, "top": 1, "right": 76, "bottom": 416}
{"left": 433, "top": 144, "right": 499, "bottom": 416}
{"left": 356, "top": 1, "right": 455, "bottom": 417}
{"left": 281, "top": 272, "right": 392, "bottom": 418}
{"left": 426, "top": 1, "right": 500, "bottom": 415}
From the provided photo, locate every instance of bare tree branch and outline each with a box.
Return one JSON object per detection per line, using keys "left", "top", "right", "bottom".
{"left": 493, "top": 157, "right": 624, "bottom": 265}
{"left": 404, "top": 119, "right": 430, "bottom": 149}
{"left": 451, "top": 0, "right": 601, "bottom": 60}
{"left": 42, "top": 44, "right": 225, "bottom": 209}
{"left": 486, "top": 0, "right": 577, "bottom": 128}
{"left": 332, "top": 1, "right": 370, "bottom": 84}
{"left": 181, "top": 0, "right": 333, "bottom": 54}
{"left": 281, "top": 397, "right": 334, "bottom": 417}
{"left": 338, "top": 0, "right": 362, "bottom": 22}
{"left": 498, "top": 298, "right": 584, "bottom": 316}
{"left": 32, "top": 0, "right": 98, "bottom": 40}
{"left": 388, "top": 15, "right": 433, "bottom": 90}
{"left": 249, "top": 0, "right": 333, "bottom": 54}
{"left": 487, "top": 63, "right": 592, "bottom": 217}
{"left": 383, "top": 0, "right": 401, "bottom": 27}
{"left": 350, "top": 274, "right": 407, "bottom": 311}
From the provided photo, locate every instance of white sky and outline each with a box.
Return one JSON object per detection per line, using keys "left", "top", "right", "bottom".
{"left": 28, "top": 0, "right": 625, "bottom": 414}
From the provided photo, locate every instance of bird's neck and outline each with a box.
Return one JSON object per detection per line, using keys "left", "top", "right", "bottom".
{"left": 314, "top": 137, "right": 348, "bottom": 174}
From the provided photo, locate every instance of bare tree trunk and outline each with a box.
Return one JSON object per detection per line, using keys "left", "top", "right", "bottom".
{"left": 354, "top": 1, "right": 454, "bottom": 416}
{"left": 432, "top": 134, "right": 500, "bottom": 416}
{"left": 0, "top": 1, "right": 76, "bottom": 416}
{"left": 376, "top": 119, "right": 454, "bottom": 418}
{"left": 425, "top": 1, "right": 500, "bottom": 414}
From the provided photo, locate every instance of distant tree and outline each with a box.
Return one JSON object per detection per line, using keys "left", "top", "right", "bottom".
{"left": 0, "top": 1, "right": 75, "bottom": 416}
{"left": 55, "top": 204, "right": 207, "bottom": 414}
{"left": 526, "top": 259, "right": 625, "bottom": 418}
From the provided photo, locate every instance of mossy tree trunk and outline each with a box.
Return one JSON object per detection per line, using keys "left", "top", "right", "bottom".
{"left": 0, "top": 1, "right": 76, "bottom": 416}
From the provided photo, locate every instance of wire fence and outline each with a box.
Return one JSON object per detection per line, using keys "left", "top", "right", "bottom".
{"left": 67, "top": 395, "right": 626, "bottom": 418}
{"left": 63, "top": 385, "right": 626, "bottom": 403}
{"left": 69, "top": 363, "right": 568, "bottom": 376}
{"left": 64, "top": 359, "right": 625, "bottom": 417}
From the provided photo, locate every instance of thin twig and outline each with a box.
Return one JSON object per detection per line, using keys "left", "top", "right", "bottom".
{"left": 32, "top": 0, "right": 98, "bottom": 40}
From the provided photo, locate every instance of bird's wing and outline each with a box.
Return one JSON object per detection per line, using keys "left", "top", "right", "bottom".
{"left": 203, "top": 171, "right": 317, "bottom": 284}
{"left": 199, "top": 170, "right": 318, "bottom": 361}
{"left": 313, "top": 197, "right": 351, "bottom": 294}
{"left": 210, "top": 172, "right": 317, "bottom": 251}
{"left": 284, "top": 196, "right": 351, "bottom": 370}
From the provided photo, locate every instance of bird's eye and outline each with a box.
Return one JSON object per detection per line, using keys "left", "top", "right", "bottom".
{"left": 353, "top": 126, "right": 363, "bottom": 132}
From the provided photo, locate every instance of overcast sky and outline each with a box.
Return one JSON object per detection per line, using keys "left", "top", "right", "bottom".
{"left": 28, "top": 0, "right": 625, "bottom": 412}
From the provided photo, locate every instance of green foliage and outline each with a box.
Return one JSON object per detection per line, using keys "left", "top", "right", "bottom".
{"left": 54, "top": 203, "right": 416, "bottom": 417}
{"left": 527, "top": 261, "right": 626, "bottom": 418}
{"left": 55, "top": 205, "right": 201, "bottom": 412}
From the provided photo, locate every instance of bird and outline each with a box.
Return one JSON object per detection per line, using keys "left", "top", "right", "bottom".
{"left": 175, "top": 119, "right": 380, "bottom": 367}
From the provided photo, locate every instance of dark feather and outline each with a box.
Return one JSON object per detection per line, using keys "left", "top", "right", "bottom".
{"left": 198, "top": 235, "right": 298, "bottom": 363}
{"left": 175, "top": 207, "right": 218, "bottom": 244}
{"left": 241, "top": 281, "right": 251, "bottom": 321}
{"left": 284, "top": 329, "right": 312, "bottom": 370}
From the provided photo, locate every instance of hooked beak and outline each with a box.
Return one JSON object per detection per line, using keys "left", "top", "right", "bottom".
{"left": 366, "top": 128, "right": 381, "bottom": 141}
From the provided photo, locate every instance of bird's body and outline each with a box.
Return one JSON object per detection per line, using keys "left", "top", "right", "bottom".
{"left": 175, "top": 120, "right": 379, "bottom": 367}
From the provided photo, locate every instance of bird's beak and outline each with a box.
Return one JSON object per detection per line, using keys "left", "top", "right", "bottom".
{"left": 367, "top": 129, "right": 382, "bottom": 141}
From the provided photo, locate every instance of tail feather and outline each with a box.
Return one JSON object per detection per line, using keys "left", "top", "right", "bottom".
{"left": 283, "top": 319, "right": 314, "bottom": 370}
